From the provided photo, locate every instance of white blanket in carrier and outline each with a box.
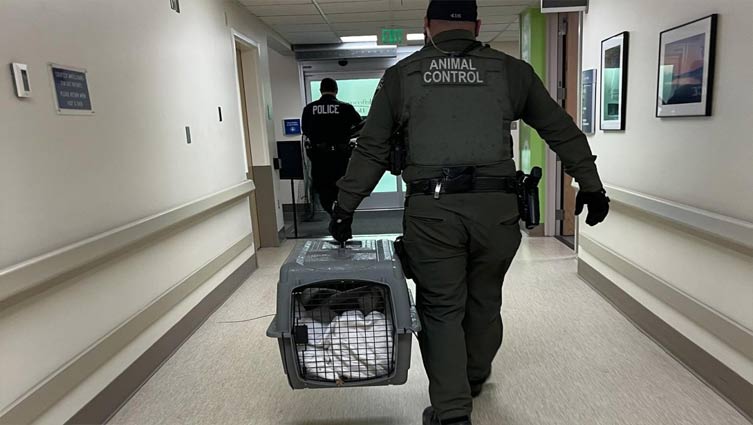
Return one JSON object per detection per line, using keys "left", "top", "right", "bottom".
{"left": 296, "top": 310, "right": 394, "bottom": 381}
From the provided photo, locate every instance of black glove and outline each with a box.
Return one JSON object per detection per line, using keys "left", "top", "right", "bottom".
{"left": 575, "top": 189, "right": 610, "bottom": 226}
{"left": 329, "top": 202, "right": 354, "bottom": 243}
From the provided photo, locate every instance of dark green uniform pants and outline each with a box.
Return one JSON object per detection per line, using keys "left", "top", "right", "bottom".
{"left": 403, "top": 192, "right": 522, "bottom": 420}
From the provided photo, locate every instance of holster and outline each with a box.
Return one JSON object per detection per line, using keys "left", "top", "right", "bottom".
{"left": 393, "top": 236, "right": 414, "bottom": 279}
{"left": 389, "top": 129, "right": 407, "bottom": 176}
{"left": 516, "top": 167, "right": 543, "bottom": 229}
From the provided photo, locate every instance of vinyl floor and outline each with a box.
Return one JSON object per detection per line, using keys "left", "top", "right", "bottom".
{"left": 109, "top": 236, "right": 750, "bottom": 425}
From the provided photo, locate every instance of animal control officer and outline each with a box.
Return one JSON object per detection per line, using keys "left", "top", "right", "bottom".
{"left": 302, "top": 78, "right": 363, "bottom": 215}
{"left": 330, "top": 1, "right": 610, "bottom": 424}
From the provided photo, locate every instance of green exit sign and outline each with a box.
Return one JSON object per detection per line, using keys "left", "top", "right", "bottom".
{"left": 379, "top": 28, "right": 405, "bottom": 45}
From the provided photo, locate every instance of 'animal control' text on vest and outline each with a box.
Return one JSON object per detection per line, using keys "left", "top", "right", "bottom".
{"left": 422, "top": 58, "right": 485, "bottom": 85}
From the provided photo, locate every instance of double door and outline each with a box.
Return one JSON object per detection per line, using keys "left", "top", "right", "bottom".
{"left": 304, "top": 72, "right": 404, "bottom": 211}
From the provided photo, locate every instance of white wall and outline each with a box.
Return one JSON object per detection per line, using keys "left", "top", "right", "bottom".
{"left": 580, "top": 0, "right": 753, "bottom": 383}
{"left": 269, "top": 49, "right": 307, "bottom": 205}
{"left": 0, "top": 0, "right": 287, "bottom": 421}
{"left": 225, "top": 1, "right": 287, "bottom": 230}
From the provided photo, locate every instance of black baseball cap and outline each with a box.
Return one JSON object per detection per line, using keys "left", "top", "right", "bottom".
{"left": 427, "top": 0, "right": 478, "bottom": 22}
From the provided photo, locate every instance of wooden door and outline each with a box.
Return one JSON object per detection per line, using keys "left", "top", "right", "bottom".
{"left": 237, "top": 48, "right": 262, "bottom": 248}
{"left": 561, "top": 12, "right": 580, "bottom": 237}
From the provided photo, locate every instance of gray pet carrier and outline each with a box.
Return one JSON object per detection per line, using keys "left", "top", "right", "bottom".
{"left": 267, "top": 239, "right": 420, "bottom": 389}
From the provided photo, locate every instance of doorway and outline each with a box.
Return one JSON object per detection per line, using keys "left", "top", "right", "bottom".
{"left": 236, "top": 46, "right": 262, "bottom": 249}
{"left": 554, "top": 12, "right": 581, "bottom": 249}
{"left": 303, "top": 72, "right": 405, "bottom": 211}
{"left": 234, "top": 33, "right": 282, "bottom": 248}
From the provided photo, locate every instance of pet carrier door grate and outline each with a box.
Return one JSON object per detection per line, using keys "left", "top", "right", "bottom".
{"left": 267, "top": 239, "right": 420, "bottom": 389}
{"left": 292, "top": 282, "right": 395, "bottom": 383}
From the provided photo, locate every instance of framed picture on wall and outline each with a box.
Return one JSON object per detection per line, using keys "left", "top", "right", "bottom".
{"left": 656, "top": 14, "right": 718, "bottom": 117}
{"left": 581, "top": 69, "right": 597, "bottom": 134}
{"left": 600, "top": 32, "right": 629, "bottom": 131}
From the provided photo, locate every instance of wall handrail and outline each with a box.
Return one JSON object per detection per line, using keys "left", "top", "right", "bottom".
{"left": 572, "top": 181, "right": 753, "bottom": 255}
{"left": 0, "top": 180, "right": 256, "bottom": 310}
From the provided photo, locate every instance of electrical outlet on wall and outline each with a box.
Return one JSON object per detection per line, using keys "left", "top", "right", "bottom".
{"left": 170, "top": 0, "right": 180, "bottom": 13}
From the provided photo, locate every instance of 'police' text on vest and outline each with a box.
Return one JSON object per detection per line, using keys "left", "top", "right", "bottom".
{"left": 313, "top": 104, "right": 339, "bottom": 115}
{"left": 422, "top": 58, "right": 485, "bottom": 85}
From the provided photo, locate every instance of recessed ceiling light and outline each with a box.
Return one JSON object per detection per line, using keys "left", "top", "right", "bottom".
{"left": 407, "top": 33, "right": 425, "bottom": 41}
{"left": 340, "top": 35, "right": 378, "bottom": 43}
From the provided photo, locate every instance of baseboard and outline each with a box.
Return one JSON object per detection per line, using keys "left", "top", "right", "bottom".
{"left": 578, "top": 259, "right": 753, "bottom": 422}
{"left": 65, "top": 252, "right": 258, "bottom": 425}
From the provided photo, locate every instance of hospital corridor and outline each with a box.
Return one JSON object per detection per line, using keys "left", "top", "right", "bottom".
{"left": 106, "top": 237, "right": 747, "bottom": 425}
{"left": 1, "top": 1, "right": 751, "bottom": 424}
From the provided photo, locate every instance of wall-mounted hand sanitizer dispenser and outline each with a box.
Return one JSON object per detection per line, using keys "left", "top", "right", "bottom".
{"left": 11, "top": 63, "right": 32, "bottom": 98}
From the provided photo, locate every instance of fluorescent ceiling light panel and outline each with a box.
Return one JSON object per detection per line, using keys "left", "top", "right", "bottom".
{"left": 341, "top": 35, "right": 377, "bottom": 43}
{"left": 407, "top": 33, "right": 425, "bottom": 41}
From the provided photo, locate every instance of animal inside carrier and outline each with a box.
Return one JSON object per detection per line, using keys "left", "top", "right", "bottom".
{"left": 267, "top": 239, "right": 420, "bottom": 389}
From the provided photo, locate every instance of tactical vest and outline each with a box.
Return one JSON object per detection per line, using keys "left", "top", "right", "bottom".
{"left": 398, "top": 43, "right": 515, "bottom": 168}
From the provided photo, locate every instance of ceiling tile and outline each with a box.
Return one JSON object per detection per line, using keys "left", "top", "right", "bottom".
{"left": 245, "top": 3, "right": 319, "bottom": 17}
{"left": 336, "top": 28, "right": 422, "bottom": 37}
{"left": 316, "top": 0, "right": 373, "bottom": 3}
{"left": 331, "top": 21, "right": 418, "bottom": 32}
{"left": 273, "top": 23, "right": 332, "bottom": 33}
{"left": 239, "top": 0, "right": 309, "bottom": 5}
{"left": 386, "top": 0, "right": 429, "bottom": 9}
{"left": 318, "top": 0, "right": 391, "bottom": 14}
{"left": 286, "top": 32, "right": 342, "bottom": 44}
{"left": 327, "top": 12, "right": 392, "bottom": 23}
{"left": 243, "top": 0, "right": 534, "bottom": 45}
{"left": 261, "top": 15, "right": 327, "bottom": 25}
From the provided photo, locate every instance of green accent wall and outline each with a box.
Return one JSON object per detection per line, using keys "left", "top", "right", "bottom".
{"left": 519, "top": 7, "right": 548, "bottom": 222}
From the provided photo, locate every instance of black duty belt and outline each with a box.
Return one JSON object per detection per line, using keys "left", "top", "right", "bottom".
{"left": 407, "top": 177, "right": 518, "bottom": 198}
{"left": 311, "top": 142, "right": 351, "bottom": 153}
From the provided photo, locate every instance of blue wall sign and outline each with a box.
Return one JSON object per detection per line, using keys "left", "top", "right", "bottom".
{"left": 51, "top": 65, "right": 93, "bottom": 114}
{"left": 283, "top": 118, "right": 302, "bottom": 136}
{"left": 581, "top": 69, "right": 596, "bottom": 134}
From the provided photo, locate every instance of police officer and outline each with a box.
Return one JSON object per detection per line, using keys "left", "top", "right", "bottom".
{"left": 330, "top": 1, "right": 610, "bottom": 424}
{"left": 302, "top": 78, "right": 363, "bottom": 215}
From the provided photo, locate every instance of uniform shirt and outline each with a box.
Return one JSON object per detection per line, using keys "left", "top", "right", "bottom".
{"left": 302, "top": 94, "right": 363, "bottom": 147}
{"left": 336, "top": 29, "right": 604, "bottom": 212}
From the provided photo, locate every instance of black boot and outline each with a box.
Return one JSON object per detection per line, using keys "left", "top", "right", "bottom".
{"left": 422, "top": 407, "right": 472, "bottom": 425}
